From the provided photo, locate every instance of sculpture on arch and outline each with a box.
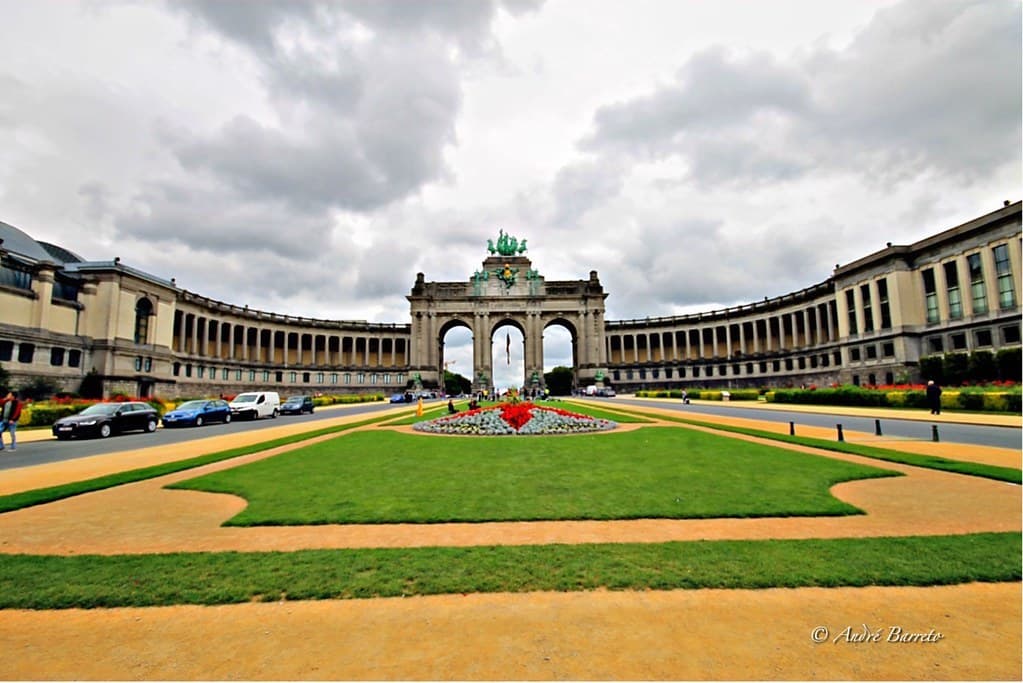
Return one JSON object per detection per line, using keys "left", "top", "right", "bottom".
{"left": 487, "top": 229, "right": 528, "bottom": 256}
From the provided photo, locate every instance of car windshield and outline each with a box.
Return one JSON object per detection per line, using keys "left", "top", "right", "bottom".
{"left": 79, "top": 403, "right": 120, "bottom": 416}
{"left": 176, "top": 400, "right": 207, "bottom": 411}
{"left": 284, "top": 398, "right": 303, "bottom": 404}
{"left": 233, "top": 394, "right": 257, "bottom": 403}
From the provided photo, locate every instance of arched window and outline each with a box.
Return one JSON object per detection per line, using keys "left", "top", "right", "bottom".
{"left": 134, "top": 298, "right": 153, "bottom": 344}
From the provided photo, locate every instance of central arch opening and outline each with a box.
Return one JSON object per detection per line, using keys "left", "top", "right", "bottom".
{"left": 491, "top": 322, "right": 524, "bottom": 395}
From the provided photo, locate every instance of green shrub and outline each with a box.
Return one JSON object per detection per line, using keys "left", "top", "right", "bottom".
{"left": 982, "top": 393, "right": 1009, "bottom": 412}
{"left": 968, "top": 350, "right": 997, "bottom": 383}
{"left": 996, "top": 348, "right": 1022, "bottom": 382}
{"left": 919, "top": 355, "right": 944, "bottom": 384}
{"left": 942, "top": 353, "right": 969, "bottom": 386}
{"left": 727, "top": 389, "right": 760, "bottom": 401}
{"left": 26, "top": 405, "right": 82, "bottom": 427}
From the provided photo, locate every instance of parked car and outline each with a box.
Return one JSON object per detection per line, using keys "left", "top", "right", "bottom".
{"left": 390, "top": 393, "right": 412, "bottom": 403}
{"left": 229, "top": 391, "right": 280, "bottom": 420}
{"left": 52, "top": 401, "right": 159, "bottom": 440}
{"left": 162, "top": 399, "right": 232, "bottom": 428}
{"left": 281, "top": 395, "right": 314, "bottom": 415}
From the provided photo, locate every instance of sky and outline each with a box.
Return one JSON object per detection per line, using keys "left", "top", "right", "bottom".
{"left": 1, "top": 0, "right": 1020, "bottom": 391}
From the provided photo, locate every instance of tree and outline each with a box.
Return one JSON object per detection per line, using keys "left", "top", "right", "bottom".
{"left": 78, "top": 370, "right": 104, "bottom": 399}
{"left": 544, "top": 366, "right": 574, "bottom": 396}
{"left": 444, "top": 370, "right": 471, "bottom": 396}
{"left": 18, "top": 376, "right": 60, "bottom": 401}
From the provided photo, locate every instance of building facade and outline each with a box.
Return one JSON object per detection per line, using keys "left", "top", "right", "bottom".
{"left": 0, "top": 202, "right": 1019, "bottom": 398}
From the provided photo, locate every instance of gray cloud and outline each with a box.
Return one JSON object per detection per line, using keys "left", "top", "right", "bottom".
{"left": 581, "top": 0, "right": 1020, "bottom": 187}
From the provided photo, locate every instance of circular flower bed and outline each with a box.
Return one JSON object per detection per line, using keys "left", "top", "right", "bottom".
{"left": 413, "top": 401, "right": 617, "bottom": 436}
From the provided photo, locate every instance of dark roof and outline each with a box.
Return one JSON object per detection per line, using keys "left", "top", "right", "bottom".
{"left": 38, "top": 241, "right": 84, "bottom": 264}
{"left": 0, "top": 220, "right": 54, "bottom": 262}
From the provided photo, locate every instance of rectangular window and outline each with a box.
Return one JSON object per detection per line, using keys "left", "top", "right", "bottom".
{"left": 927, "top": 337, "right": 943, "bottom": 353}
{"left": 0, "top": 340, "right": 12, "bottom": 362}
{"left": 865, "top": 345, "right": 877, "bottom": 359}
{"left": 951, "top": 333, "right": 967, "bottom": 350}
{"left": 922, "top": 268, "right": 939, "bottom": 323}
{"left": 223, "top": 368, "right": 230, "bottom": 380}
{"left": 357, "top": 373, "right": 365, "bottom": 383}
{"left": 263, "top": 370, "right": 270, "bottom": 382}
{"left": 275, "top": 371, "right": 283, "bottom": 382}
{"left": 993, "top": 244, "right": 1016, "bottom": 309}
{"left": 185, "top": 364, "right": 193, "bottom": 378}
{"left": 303, "top": 372, "right": 310, "bottom": 383}
{"left": 331, "top": 373, "right": 339, "bottom": 384}
{"left": 850, "top": 347, "right": 861, "bottom": 361}
{"left": 967, "top": 253, "right": 987, "bottom": 314}
{"left": 344, "top": 373, "right": 351, "bottom": 384}
{"left": 877, "top": 278, "right": 892, "bottom": 329}
{"left": 17, "top": 343, "right": 34, "bottom": 364}
{"left": 235, "top": 370, "right": 242, "bottom": 381}
{"left": 943, "top": 261, "right": 962, "bottom": 319}
{"left": 382, "top": 373, "right": 390, "bottom": 384}
{"left": 1002, "top": 325, "right": 1020, "bottom": 344}
{"left": 974, "top": 330, "right": 992, "bottom": 347}
{"left": 860, "top": 284, "right": 874, "bottom": 332}
{"left": 249, "top": 370, "right": 256, "bottom": 382}
{"left": 144, "top": 358, "right": 152, "bottom": 372}
{"left": 821, "top": 354, "right": 829, "bottom": 368}
{"left": 882, "top": 342, "right": 894, "bottom": 357}
{"left": 370, "top": 373, "right": 377, "bottom": 383}
{"left": 845, "top": 289, "right": 858, "bottom": 334}
{"left": 759, "top": 361, "right": 768, "bottom": 372}
{"left": 317, "top": 372, "right": 325, "bottom": 384}
{"left": 289, "top": 372, "right": 297, "bottom": 383}
{"left": 197, "top": 366, "right": 205, "bottom": 378}
{"left": 67, "top": 349, "right": 81, "bottom": 367}
{"left": 50, "top": 347, "right": 65, "bottom": 366}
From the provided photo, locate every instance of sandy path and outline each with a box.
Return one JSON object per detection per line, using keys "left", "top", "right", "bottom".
{"left": 1, "top": 584, "right": 1018, "bottom": 680}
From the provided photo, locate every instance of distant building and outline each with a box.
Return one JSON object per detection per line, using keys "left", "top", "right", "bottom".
{"left": 0, "top": 201, "right": 1019, "bottom": 398}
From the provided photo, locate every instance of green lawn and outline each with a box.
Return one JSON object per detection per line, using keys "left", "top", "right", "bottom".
{"left": 169, "top": 426, "right": 899, "bottom": 525}
{"left": 0, "top": 533, "right": 1017, "bottom": 609}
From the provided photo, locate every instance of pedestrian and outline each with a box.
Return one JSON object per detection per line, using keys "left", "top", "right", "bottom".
{"left": 926, "top": 380, "right": 942, "bottom": 415}
{"left": 447, "top": 399, "right": 457, "bottom": 414}
{"left": 0, "top": 390, "right": 23, "bottom": 452}
{"left": 681, "top": 389, "right": 689, "bottom": 405}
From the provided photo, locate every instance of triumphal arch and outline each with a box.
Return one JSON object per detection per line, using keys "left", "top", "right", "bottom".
{"left": 407, "top": 230, "right": 609, "bottom": 392}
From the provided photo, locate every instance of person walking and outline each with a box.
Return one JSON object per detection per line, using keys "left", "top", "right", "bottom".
{"left": 926, "top": 380, "right": 943, "bottom": 415}
{"left": 0, "top": 390, "right": 23, "bottom": 452}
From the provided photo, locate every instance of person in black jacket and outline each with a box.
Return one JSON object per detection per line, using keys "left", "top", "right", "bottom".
{"left": 926, "top": 380, "right": 942, "bottom": 415}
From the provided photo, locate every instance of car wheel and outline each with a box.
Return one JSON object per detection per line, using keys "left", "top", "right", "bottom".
{"left": 99, "top": 423, "right": 112, "bottom": 438}
{"left": 146, "top": 419, "right": 157, "bottom": 433}
{"left": 195, "top": 416, "right": 204, "bottom": 427}
{"left": 272, "top": 408, "right": 279, "bottom": 418}
{"left": 56, "top": 434, "right": 71, "bottom": 441}
{"left": 224, "top": 413, "right": 232, "bottom": 424}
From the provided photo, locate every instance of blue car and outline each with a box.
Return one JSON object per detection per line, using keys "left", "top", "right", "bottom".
{"left": 162, "top": 399, "right": 232, "bottom": 428}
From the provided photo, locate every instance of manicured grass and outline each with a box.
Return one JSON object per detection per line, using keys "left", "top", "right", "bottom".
{"left": 596, "top": 404, "right": 1022, "bottom": 484}
{"left": 170, "top": 427, "right": 899, "bottom": 525}
{"left": 0, "top": 415, "right": 389, "bottom": 514}
{"left": 0, "top": 532, "right": 1016, "bottom": 609}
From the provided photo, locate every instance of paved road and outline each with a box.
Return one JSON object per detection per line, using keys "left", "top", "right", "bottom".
{"left": 0, "top": 400, "right": 426, "bottom": 471}
{"left": 602, "top": 397, "right": 1022, "bottom": 449}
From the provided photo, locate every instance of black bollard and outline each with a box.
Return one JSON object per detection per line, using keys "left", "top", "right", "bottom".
{"left": 932, "top": 425, "right": 939, "bottom": 442}
{"left": 789, "top": 421, "right": 795, "bottom": 436}
{"left": 836, "top": 424, "right": 844, "bottom": 442}
{"left": 874, "top": 419, "right": 882, "bottom": 436}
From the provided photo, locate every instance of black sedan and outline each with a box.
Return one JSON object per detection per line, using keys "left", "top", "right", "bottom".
{"left": 281, "top": 395, "right": 315, "bottom": 415}
{"left": 162, "top": 399, "right": 233, "bottom": 427}
{"left": 52, "top": 401, "right": 159, "bottom": 439}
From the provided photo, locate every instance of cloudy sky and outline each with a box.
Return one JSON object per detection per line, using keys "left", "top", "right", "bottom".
{"left": 1, "top": 0, "right": 1019, "bottom": 389}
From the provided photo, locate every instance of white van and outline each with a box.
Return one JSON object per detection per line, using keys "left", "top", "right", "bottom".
{"left": 229, "top": 391, "right": 281, "bottom": 420}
